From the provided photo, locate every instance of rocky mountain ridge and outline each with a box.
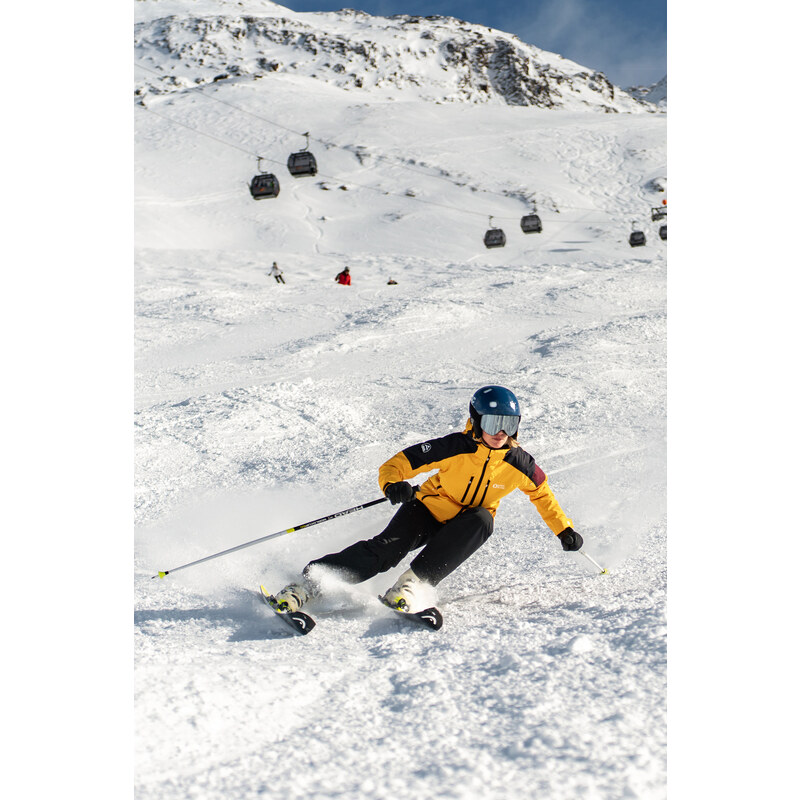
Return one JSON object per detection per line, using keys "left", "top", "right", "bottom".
{"left": 626, "top": 75, "right": 667, "bottom": 108}
{"left": 135, "top": 4, "right": 661, "bottom": 113}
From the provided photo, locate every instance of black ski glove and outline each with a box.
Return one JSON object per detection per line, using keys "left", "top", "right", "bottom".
{"left": 557, "top": 527, "right": 583, "bottom": 551}
{"left": 385, "top": 481, "right": 415, "bottom": 505}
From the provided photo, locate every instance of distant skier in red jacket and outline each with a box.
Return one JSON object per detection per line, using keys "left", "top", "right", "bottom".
{"left": 334, "top": 266, "right": 351, "bottom": 285}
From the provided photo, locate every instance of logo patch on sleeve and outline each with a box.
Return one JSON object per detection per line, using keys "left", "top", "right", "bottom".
{"left": 421, "top": 443, "right": 432, "bottom": 453}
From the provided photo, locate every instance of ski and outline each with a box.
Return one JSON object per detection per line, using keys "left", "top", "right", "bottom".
{"left": 258, "top": 585, "right": 440, "bottom": 633}
{"left": 260, "top": 585, "right": 316, "bottom": 635}
{"left": 378, "top": 596, "right": 443, "bottom": 631}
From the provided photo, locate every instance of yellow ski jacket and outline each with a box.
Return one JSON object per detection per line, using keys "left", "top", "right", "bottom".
{"left": 378, "top": 421, "right": 572, "bottom": 535}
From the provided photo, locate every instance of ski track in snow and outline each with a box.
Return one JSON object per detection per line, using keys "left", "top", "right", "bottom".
{"left": 134, "top": 6, "right": 666, "bottom": 797}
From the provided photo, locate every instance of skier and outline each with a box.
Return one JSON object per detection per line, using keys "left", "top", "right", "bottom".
{"left": 273, "top": 385, "right": 583, "bottom": 614}
{"left": 269, "top": 262, "right": 285, "bottom": 284}
{"left": 334, "top": 266, "right": 351, "bottom": 286}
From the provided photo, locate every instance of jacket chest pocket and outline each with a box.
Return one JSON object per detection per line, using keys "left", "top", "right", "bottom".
{"left": 462, "top": 456, "right": 494, "bottom": 506}
{"left": 459, "top": 475, "right": 475, "bottom": 503}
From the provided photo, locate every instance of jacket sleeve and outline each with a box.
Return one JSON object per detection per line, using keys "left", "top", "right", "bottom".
{"left": 378, "top": 450, "right": 418, "bottom": 492}
{"left": 521, "top": 477, "right": 572, "bottom": 535}
{"left": 504, "top": 447, "right": 572, "bottom": 535}
{"left": 378, "top": 432, "right": 476, "bottom": 493}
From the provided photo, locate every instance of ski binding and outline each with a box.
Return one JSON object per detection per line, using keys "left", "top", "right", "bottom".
{"left": 378, "top": 595, "right": 443, "bottom": 630}
{"left": 260, "top": 585, "right": 316, "bottom": 635}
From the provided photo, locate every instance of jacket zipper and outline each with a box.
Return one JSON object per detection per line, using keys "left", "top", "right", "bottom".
{"left": 476, "top": 479, "right": 491, "bottom": 507}
{"left": 459, "top": 476, "right": 474, "bottom": 504}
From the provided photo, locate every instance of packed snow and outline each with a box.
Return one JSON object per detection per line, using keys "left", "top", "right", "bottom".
{"left": 133, "top": 2, "right": 667, "bottom": 798}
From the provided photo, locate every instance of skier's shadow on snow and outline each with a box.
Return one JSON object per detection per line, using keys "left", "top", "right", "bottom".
{"left": 134, "top": 592, "right": 305, "bottom": 642}
{"left": 228, "top": 617, "right": 297, "bottom": 641}
{"left": 134, "top": 593, "right": 426, "bottom": 642}
{"left": 361, "top": 622, "right": 414, "bottom": 639}
{"left": 227, "top": 590, "right": 312, "bottom": 641}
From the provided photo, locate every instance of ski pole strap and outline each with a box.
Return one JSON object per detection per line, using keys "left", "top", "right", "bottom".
{"left": 152, "top": 495, "right": 389, "bottom": 579}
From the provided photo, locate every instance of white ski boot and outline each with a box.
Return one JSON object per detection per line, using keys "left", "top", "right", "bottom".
{"left": 379, "top": 568, "right": 428, "bottom": 613}
{"left": 273, "top": 582, "right": 312, "bottom": 613}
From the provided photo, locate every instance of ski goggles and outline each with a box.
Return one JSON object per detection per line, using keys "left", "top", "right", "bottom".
{"left": 480, "top": 414, "right": 520, "bottom": 436}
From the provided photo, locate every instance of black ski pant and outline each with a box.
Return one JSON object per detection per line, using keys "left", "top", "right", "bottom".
{"left": 303, "top": 499, "right": 493, "bottom": 587}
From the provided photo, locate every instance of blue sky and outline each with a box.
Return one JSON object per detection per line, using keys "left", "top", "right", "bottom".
{"left": 282, "top": 1, "right": 667, "bottom": 88}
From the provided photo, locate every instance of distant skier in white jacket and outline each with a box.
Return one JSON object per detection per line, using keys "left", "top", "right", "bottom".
{"left": 269, "top": 262, "right": 285, "bottom": 284}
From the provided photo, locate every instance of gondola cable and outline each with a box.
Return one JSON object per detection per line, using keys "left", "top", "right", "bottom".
{"left": 135, "top": 61, "right": 660, "bottom": 223}
{"left": 136, "top": 102, "right": 512, "bottom": 219}
{"left": 139, "top": 103, "right": 609, "bottom": 224}
{"left": 134, "top": 61, "right": 563, "bottom": 209}
{"left": 136, "top": 67, "right": 659, "bottom": 234}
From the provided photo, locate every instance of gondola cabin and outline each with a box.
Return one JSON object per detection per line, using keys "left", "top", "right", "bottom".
{"left": 629, "top": 230, "right": 646, "bottom": 247}
{"left": 287, "top": 150, "right": 318, "bottom": 177}
{"left": 520, "top": 214, "right": 543, "bottom": 233}
{"left": 484, "top": 228, "right": 506, "bottom": 248}
{"left": 250, "top": 172, "right": 280, "bottom": 200}
{"left": 651, "top": 207, "right": 667, "bottom": 221}
{"left": 659, "top": 225, "right": 667, "bottom": 241}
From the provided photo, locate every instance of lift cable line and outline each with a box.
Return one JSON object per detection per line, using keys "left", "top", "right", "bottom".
{"left": 138, "top": 105, "right": 265, "bottom": 160}
{"left": 135, "top": 61, "right": 307, "bottom": 139}
{"left": 136, "top": 103, "right": 624, "bottom": 228}
{"left": 135, "top": 61, "right": 514, "bottom": 195}
{"left": 136, "top": 102, "right": 540, "bottom": 221}
{"left": 134, "top": 63, "right": 654, "bottom": 233}
{"left": 134, "top": 61, "right": 607, "bottom": 217}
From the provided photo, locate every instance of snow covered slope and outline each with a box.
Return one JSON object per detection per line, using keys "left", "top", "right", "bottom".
{"left": 135, "top": 2, "right": 667, "bottom": 798}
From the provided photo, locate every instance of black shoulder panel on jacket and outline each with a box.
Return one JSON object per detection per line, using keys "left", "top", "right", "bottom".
{"left": 504, "top": 447, "right": 546, "bottom": 486}
{"left": 403, "top": 432, "right": 478, "bottom": 469}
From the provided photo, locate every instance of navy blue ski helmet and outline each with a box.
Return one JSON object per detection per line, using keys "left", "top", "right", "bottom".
{"left": 469, "top": 385, "right": 521, "bottom": 438}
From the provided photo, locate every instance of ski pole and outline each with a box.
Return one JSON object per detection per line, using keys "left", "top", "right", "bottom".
{"left": 579, "top": 550, "right": 609, "bottom": 575}
{"left": 152, "top": 495, "right": 389, "bottom": 579}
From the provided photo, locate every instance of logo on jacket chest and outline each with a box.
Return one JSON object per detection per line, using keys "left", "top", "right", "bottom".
{"left": 492, "top": 484, "right": 505, "bottom": 489}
